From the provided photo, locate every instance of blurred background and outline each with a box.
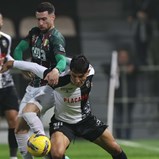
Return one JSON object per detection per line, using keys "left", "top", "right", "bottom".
{"left": 1, "top": 0, "right": 159, "bottom": 143}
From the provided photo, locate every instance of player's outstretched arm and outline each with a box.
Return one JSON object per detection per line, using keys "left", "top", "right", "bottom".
{"left": 0, "top": 60, "right": 47, "bottom": 79}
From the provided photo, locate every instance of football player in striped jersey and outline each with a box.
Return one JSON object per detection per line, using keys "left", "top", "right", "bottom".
{"left": 1, "top": 55, "right": 128, "bottom": 159}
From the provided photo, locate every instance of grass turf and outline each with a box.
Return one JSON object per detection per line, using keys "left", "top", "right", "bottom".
{"left": 1, "top": 139, "right": 159, "bottom": 159}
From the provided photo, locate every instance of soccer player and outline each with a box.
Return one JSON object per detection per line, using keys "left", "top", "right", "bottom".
{"left": 12, "top": 2, "right": 67, "bottom": 159}
{"left": 1, "top": 55, "right": 128, "bottom": 159}
{"left": 0, "top": 13, "right": 19, "bottom": 159}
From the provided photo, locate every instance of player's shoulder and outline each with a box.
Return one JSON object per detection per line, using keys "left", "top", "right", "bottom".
{"left": 50, "top": 27, "right": 65, "bottom": 40}
{"left": 60, "top": 67, "right": 70, "bottom": 77}
{"left": 29, "top": 27, "right": 41, "bottom": 35}
{"left": 59, "top": 64, "right": 95, "bottom": 77}
{"left": 88, "top": 64, "right": 95, "bottom": 76}
{"left": 0, "top": 31, "right": 11, "bottom": 40}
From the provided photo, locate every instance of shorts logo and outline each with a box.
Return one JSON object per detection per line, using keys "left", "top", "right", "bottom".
{"left": 53, "top": 122, "right": 63, "bottom": 130}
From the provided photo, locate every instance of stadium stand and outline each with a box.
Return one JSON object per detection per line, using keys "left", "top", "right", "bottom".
{"left": 1, "top": 17, "right": 16, "bottom": 38}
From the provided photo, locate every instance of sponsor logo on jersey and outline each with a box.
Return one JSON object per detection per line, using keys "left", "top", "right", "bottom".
{"left": 43, "top": 39, "right": 49, "bottom": 47}
{"left": 86, "top": 80, "right": 91, "bottom": 88}
{"left": 32, "top": 47, "right": 46, "bottom": 61}
{"left": 59, "top": 44, "right": 65, "bottom": 52}
{"left": 2, "top": 39, "right": 7, "bottom": 48}
{"left": 64, "top": 94, "right": 88, "bottom": 103}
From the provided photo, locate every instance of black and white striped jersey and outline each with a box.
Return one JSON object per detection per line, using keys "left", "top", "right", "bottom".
{"left": 13, "top": 60, "right": 95, "bottom": 124}
{"left": 51, "top": 65, "right": 95, "bottom": 123}
{"left": 0, "top": 31, "right": 14, "bottom": 88}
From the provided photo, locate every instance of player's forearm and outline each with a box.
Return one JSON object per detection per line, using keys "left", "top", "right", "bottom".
{"left": 13, "top": 61, "right": 47, "bottom": 79}
{"left": 55, "top": 54, "right": 66, "bottom": 73}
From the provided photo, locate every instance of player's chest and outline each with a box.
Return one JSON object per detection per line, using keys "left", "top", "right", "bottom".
{"left": 31, "top": 35, "right": 52, "bottom": 61}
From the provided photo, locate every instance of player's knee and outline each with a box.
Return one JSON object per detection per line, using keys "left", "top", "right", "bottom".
{"left": 7, "top": 120, "right": 17, "bottom": 128}
{"left": 15, "top": 127, "right": 29, "bottom": 134}
{"left": 15, "top": 124, "right": 29, "bottom": 134}
{"left": 15, "top": 118, "right": 30, "bottom": 134}
{"left": 51, "top": 147, "right": 65, "bottom": 159}
{"left": 22, "top": 103, "right": 40, "bottom": 114}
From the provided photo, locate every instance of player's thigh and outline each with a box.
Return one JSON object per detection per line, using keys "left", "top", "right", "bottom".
{"left": 29, "top": 85, "right": 55, "bottom": 114}
{"left": 18, "top": 86, "right": 39, "bottom": 116}
{"left": 19, "top": 85, "right": 48, "bottom": 115}
{"left": 94, "top": 129, "right": 121, "bottom": 155}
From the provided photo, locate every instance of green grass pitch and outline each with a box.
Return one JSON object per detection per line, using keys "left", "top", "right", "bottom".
{"left": 1, "top": 139, "right": 159, "bottom": 159}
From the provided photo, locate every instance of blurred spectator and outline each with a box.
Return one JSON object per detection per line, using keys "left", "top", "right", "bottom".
{"left": 133, "top": 10, "right": 153, "bottom": 65}
{"left": 148, "top": 26, "right": 159, "bottom": 98}
{"left": 123, "top": 0, "right": 155, "bottom": 23}
{"left": 114, "top": 46, "right": 138, "bottom": 139}
{"left": 101, "top": 45, "right": 138, "bottom": 139}
{"left": 123, "top": 0, "right": 155, "bottom": 65}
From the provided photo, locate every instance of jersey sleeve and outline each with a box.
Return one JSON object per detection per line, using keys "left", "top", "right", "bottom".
{"left": 13, "top": 40, "right": 29, "bottom": 60}
{"left": 0, "top": 31, "right": 12, "bottom": 56}
{"left": 55, "top": 54, "right": 66, "bottom": 73}
{"left": 13, "top": 61, "right": 47, "bottom": 79}
{"left": 13, "top": 27, "right": 40, "bottom": 60}
{"left": 50, "top": 31, "right": 66, "bottom": 56}
{"left": 6, "top": 34, "right": 12, "bottom": 56}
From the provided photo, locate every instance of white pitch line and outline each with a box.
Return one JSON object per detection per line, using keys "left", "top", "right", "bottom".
{"left": 117, "top": 140, "right": 159, "bottom": 153}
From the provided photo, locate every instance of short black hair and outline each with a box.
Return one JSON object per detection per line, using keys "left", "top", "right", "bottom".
{"left": 70, "top": 55, "right": 89, "bottom": 74}
{"left": 36, "top": 2, "right": 55, "bottom": 14}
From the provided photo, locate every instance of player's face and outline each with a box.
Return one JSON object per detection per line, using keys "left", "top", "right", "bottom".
{"left": 70, "top": 70, "right": 90, "bottom": 87}
{"left": 36, "top": 11, "right": 55, "bottom": 31}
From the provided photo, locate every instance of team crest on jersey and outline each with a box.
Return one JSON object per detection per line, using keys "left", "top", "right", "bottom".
{"left": 60, "top": 87, "right": 73, "bottom": 93}
{"left": 86, "top": 80, "right": 91, "bottom": 88}
{"left": 59, "top": 44, "right": 65, "bottom": 52}
{"left": 2, "top": 40, "right": 7, "bottom": 48}
{"left": 43, "top": 39, "right": 49, "bottom": 47}
{"left": 32, "top": 35, "right": 38, "bottom": 45}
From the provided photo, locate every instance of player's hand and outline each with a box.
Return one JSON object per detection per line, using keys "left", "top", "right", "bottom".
{"left": 0, "top": 60, "right": 14, "bottom": 73}
{"left": 44, "top": 68, "right": 59, "bottom": 85}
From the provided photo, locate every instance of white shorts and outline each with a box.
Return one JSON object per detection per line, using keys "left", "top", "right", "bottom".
{"left": 18, "top": 85, "right": 55, "bottom": 117}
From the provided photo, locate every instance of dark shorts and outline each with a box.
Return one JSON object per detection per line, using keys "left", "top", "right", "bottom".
{"left": 49, "top": 114, "right": 108, "bottom": 142}
{"left": 0, "top": 86, "right": 19, "bottom": 116}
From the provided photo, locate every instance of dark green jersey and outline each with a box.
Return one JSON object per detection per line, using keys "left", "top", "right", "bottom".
{"left": 25, "top": 27, "right": 66, "bottom": 87}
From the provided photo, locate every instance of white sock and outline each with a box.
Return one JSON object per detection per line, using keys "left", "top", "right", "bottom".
{"left": 10, "top": 157, "right": 18, "bottom": 159}
{"left": 15, "top": 133, "right": 33, "bottom": 159}
{"left": 23, "top": 112, "right": 45, "bottom": 135}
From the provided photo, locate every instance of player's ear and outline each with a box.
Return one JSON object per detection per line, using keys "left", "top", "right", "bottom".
{"left": 50, "top": 13, "right": 55, "bottom": 21}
